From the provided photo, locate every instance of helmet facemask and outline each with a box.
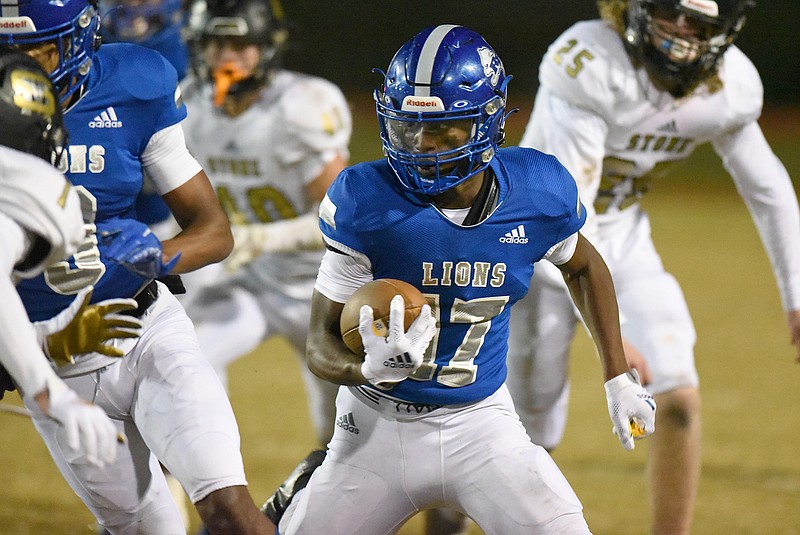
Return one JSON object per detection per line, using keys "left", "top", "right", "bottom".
{"left": 375, "top": 25, "right": 509, "bottom": 196}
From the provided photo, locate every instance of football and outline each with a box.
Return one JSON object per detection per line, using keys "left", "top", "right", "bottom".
{"left": 340, "top": 278, "right": 428, "bottom": 354}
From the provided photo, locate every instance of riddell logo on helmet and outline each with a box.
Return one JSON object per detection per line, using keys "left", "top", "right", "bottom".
{"left": 0, "top": 17, "right": 36, "bottom": 33}
{"left": 401, "top": 95, "right": 444, "bottom": 112}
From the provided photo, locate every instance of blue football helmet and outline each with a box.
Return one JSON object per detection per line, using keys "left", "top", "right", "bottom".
{"left": 100, "top": 0, "right": 184, "bottom": 46}
{"left": 0, "top": 0, "right": 101, "bottom": 106}
{"left": 624, "top": 0, "right": 754, "bottom": 97}
{"left": 375, "top": 25, "right": 510, "bottom": 195}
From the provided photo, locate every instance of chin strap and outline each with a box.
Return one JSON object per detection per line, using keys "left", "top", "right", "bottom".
{"left": 462, "top": 167, "right": 498, "bottom": 226}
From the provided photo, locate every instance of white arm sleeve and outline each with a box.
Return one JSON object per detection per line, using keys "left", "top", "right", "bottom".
{"left": 713, "top": 121, "right": 800, "bottom": 311}
{"left": 141, "top": 122, "right": 203, "bottom": 195}
{"left": 0, "top": 214, "right": 61, "bottom": 397}
{"left": 544, "top": 232, "right": 579, "bottom": 266}
{"left": 314, "top": 240, "right": 373, "bottom": 303}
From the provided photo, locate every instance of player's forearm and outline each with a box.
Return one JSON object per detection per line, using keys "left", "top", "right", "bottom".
{"left": 562, "top": 245, "right": 627, "bottom": 380}
{"left": 306, "top": 290, "right": 369, "bottom": 386}
{"left": 715, "top": 121, "right": 800, "bottom": 311}
{"left": 162, "top": 218, "right": 232, "bottom": 273}
{"left": 306, "top": 337, "right": 368, "bottom": 386}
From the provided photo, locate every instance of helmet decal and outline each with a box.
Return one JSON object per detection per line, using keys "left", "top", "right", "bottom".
{"left": 411, "top": 23, "right": 458, "bottom": 97}
{"left": 478, "top": 46, "right": 502, "bottom": 87}
{"left": 680, "top": 0, "right": 719, "bottom": 17}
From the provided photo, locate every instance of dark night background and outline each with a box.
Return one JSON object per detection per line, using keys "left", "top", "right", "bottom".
{"left": 278, "top": 1, "right": 799, "bottom": 106}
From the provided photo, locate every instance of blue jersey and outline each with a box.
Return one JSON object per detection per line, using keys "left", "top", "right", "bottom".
{"left": 321, "top": 147, "right": 586, "bottom": 405}
{"left": 111, "top": 21, "right": 188, "bottom": 226}
{"left": 18, "top": 43, "right": 187, "bottom": 321}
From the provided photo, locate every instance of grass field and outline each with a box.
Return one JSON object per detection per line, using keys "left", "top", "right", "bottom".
{"left": 1, "top": 104, "right": 799, "bottom": 534}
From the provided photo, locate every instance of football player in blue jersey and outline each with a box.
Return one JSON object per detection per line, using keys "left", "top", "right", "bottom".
{"left": 0, "top": 47, "right": 141, "bottom": 473}
{"left": 0, "top": 2, "right": 275, "bottom": 534}
{"left": 99, "top": 0, "right": 189, "bottom": 233}
{"left": 264, "top": 25, "right": 656, "bottom": 535}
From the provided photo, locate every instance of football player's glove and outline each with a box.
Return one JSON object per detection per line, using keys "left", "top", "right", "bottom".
{"left": 37, "top": 375, "right": 120, "bottom": 469}
{"left": 359, "top": 295, "right": 436, "bottom": 390}
{"left": 34, "top": 286, "right": 143, "bottom": 367}
{"left": 604, "top": 368, "right": 656, "bottom": 450}
{"left": 99, "top": 217, "right": 180, "bottom": 279}
{"left": 224, "top": 213, "right": 324, "bottom": 272}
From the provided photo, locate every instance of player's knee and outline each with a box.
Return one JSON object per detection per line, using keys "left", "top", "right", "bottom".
{"left": 195, "top": 485, "right": 255, "bottom": 529}
{"left": 655, "top": 386, "right": 700, "bottom": 430}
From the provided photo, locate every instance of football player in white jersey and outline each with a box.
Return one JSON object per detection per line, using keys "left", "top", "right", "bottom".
{"left": 506, "top": 1, "right": 800, "bottom": 534}
{"left": 0, "top": 48, "right": 144, "bottom": 471}
{"left": 180, "top": 0, "right": 350, "bottom": 446}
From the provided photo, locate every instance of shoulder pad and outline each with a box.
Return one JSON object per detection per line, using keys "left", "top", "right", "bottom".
{"left": 273, "top": 72, "right": 353, "bottom": 161}
{"left": 103, "top": 43, "right": 180, "bottom": 102}
{"left": 538, "top": 20, "right": 631, "bottom": 118}
{"left": 718, "top": 46, "right": 763, "bottom": 126}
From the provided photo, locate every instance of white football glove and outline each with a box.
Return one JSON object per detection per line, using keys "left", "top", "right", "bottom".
{"left": 604, "top": 369, "right": 656, "bottom": 451}
{"left": 224, "top": 214, "right": 324, "bottom": 273}
{"left": 33, "top": 286, "right": 143, "bottom": 367}
{"left": 39, "top": 377, "right": 120, "bottom": 468}
{"left": 359, "top": 295, "right": 436, "bottom": 390}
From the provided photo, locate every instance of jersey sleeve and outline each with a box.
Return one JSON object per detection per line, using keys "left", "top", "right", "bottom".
{"left": 713, "top": 121, "right": 800, "bottom": 312}
{"left": 714, "top": 46, "right": 763, "bottom": 135}
{"left": 318, "top": 167, "right": 364, "bottom": 254}
{"left": 277, "top": 76, "right": 353, "bottom": 185}
{"left": 118, "top": 44, "right": 188, "bottom": 141}
{"left": 545, "top": 155, "right": 588, "bottom": 243}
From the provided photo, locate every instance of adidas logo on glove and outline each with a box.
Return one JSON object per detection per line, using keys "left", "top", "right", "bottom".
{"left": 383, "top": 352, "right": 415, "bottom": 369}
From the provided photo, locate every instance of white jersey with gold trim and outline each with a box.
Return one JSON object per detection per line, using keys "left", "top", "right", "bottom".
{"left": 521, "top": 19, "right": 800, "bottom": 311}
{"left": 181, "top": 69, "right": 352, "bottom": 291}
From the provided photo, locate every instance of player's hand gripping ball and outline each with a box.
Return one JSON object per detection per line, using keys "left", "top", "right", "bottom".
{"left": 340, "top": 279, "right": 429, "bottom": 354}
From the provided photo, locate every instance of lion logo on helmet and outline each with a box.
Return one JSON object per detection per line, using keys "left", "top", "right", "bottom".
{"left": 477, "top": 46, "right": 503, "bottom": 87}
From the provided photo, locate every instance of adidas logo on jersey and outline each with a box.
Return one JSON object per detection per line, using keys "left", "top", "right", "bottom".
{"left": 499, "top": 224, "right": 528, "bottom": 244}
{"left": 383, "top": 352, "right": 415, "bottom": 369}
{"left": 657, "top": 119, "right": 678, "bottom": 133}
{"left": 336, "top": 412, "right": 360, "bottom": 434}
{"left": 89, "top": 107, "right": 123, "bottom": 128}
